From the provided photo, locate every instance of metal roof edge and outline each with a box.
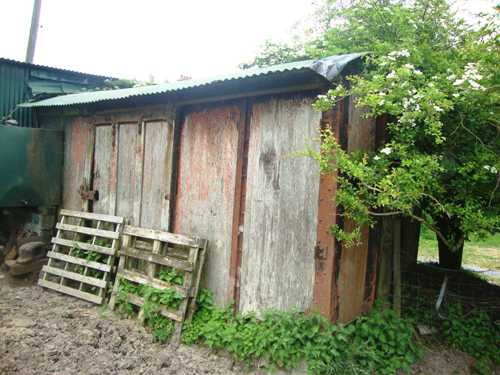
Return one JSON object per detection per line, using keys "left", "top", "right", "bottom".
{"left": 0, "top": 57, "right": 115, "bottom": 80}
{"left": 19, "top": 53, "right": 365, "bottom": 109}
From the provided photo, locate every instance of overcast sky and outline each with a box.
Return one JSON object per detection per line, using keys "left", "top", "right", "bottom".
{"left": 0, "top": 1, "right": 496, "bottom": 82}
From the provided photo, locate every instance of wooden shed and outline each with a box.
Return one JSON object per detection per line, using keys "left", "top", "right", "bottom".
{"left": 23, "top": 53, "right": 382, "bottom": 323}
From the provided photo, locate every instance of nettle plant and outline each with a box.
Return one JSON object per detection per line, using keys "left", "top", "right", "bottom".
{"left": 295, "top": 0, "right": 500, "bottom": 268}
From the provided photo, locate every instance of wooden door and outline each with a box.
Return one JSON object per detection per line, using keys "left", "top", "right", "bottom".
{"left": 91, "top": 119, "right": 173, "bottom": 229}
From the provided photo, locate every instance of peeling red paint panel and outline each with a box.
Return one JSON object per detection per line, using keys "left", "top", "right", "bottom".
{"left": 62, "top": 118, "right": 94, "bottom": 211}
{"left": 174, "top": 104, "right": 240, "bottom": 306}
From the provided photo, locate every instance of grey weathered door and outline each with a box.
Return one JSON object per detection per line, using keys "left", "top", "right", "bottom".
{"left": 91, "top": 118, "right": 173, "bottom": 229}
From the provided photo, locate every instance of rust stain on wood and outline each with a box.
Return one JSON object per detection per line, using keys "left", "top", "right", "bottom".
{"left": 228, "top": 99, "right": 250, "bottom": 307}
{"left": 312, "top": 104, "right": 342, "bottom": 321}
{"left": 336, "top": 96, "right": 376, "bottom": 323}
{"left": 174, "top": 104, "right": 240, "bottom": 306}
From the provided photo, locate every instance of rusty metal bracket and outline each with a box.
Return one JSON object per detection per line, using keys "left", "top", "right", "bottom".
{"left": 78, "top": 185, "right": 99, "bottom": 201}
{"left": 315, "top": 244, "right": 327, "bottom": 260}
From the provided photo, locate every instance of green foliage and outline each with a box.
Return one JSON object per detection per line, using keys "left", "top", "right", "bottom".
{"left": 182, "top": 289, "right": 421, "bottom": 374}
{"left": 72, "top": 244, "right": 106, "bottom": 281}
{"left": 158, "top": 267, "right": 184, "bottom": 286}
{"left": 253, "top": 0, "right": 500, "bottom": 256}
{"left": 441, "top": 304, "right": 500, "bottom": 374}
{"left": 146, "top": 315, "right": 175, "bottom": 343}
{"left": 115, "top": 279, "right": 184, "bottom": 343}
{"left": 405, "top": 290, "right": 499, "bottom": 375}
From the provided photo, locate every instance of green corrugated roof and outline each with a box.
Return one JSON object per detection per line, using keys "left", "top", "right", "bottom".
{"left": 20, "top": 53, "right": 363, "bottom": 108}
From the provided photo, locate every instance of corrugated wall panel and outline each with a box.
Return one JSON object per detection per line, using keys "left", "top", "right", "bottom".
{"left": 0, "top": 63, "right": 32, "bottom": 127}
{"left": 238, "top": 96, "right": 322, "bottom": 313}
{"left": 174, "top": 104, "right": 240, "bottom": 306}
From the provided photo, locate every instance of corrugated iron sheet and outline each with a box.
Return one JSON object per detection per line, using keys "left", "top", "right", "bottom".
{"left": 0, "top": 57, "right": 113, "bottom": 80}
{"left": 0, "top": 57, "right": 114, "bottom": 127}
{"left": 0, "top": 61, "right": 32, "bottom": 127}
{"left": 20, "top": 53, "right": 364, "bottom": 108}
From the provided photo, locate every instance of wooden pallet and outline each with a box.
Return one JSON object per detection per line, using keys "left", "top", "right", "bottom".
{"left": 109, "top": 225, "right": 207, "bottom": 343}
{"left": 38, "top": 209, "right": 124, "bottom": 304}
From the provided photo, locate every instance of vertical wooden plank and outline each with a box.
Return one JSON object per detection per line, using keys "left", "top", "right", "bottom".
{"left": 141, "top": 120, "right": 174, "bottom": 229}
{"left": 116, "top": 122, "right": 141, "bottom": 224}
{"left": 238, "top": 96, "right": 322, "bottom": 313}
{"left": 93, "top": 125, "right": 117, "bottom": 215}
{"left": 228, "top": 99, "right": 249, "bottom": 307}
{"left": 62, "top": 118, "right": 94, "bottom": 211}
{"left": 174, "top": 104, "right": 240, "bottom": 306}
{"left": 312, "top": 105, "right": 342, "bottom": 320}
{"left": 337, "top": 96, "right": 376, "bottom": 323}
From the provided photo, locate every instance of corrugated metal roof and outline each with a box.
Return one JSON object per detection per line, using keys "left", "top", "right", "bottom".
{"left": 20, "top": 53, "right": 363, "bottom": 108}
{"left": 0, "top": 57, "right": 114, "bottom": 80}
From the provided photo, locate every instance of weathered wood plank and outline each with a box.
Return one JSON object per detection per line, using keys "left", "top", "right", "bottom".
{"left": 120, "top": 248, "right": 193, "bottom": 272}
{"left": 93, "top": 125, "right": 117, "bottom": 215}
{"left": 52, "top": 238, "right": 115, "bottom": 256}
{"left": 141, "top": 120, "right": 174, "bottom": 229}
{"left": 38, "top": 279, "right": 102, "bottom": 304}
{"left": 123, "top": 225, "right": 200, "bottom": 248}
{"left": 238, "top": 96, "right": 321, "bottom": 313}
{"left": 60, "top": 209, "right": 124, "bottom": 224}
{"left": 174, "top": 104, "right": 240, "bottom": 306}
{"left": 62, "top": 119, "right": 94, "bottom": 211}
{"left": 120, "top": 269, "right": 188, "bottom": 297}
{"left": 55, "top": 223, "right": 120, "bottom": 240}
{"left": 46, "top": 251, "right": 111, "bottom": 272}
{"left": 312, "top": 106, "right": 342, "bottom": 321}
{"left": 116, "top": 123, "right": 142, "bottom": 224}
{"left": 337, "top": 96, "right": 376, "bottom": 323}
{"left": 126, "top": 293, "right": 183, "bottom": 322}
{"left": 42, "top": 265, "right": 107, "bottom": 288}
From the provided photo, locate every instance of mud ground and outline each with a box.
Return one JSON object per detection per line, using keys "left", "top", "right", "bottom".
{"left": 0, "top": 273, "right": 240, "bottom": 375}
{"left": 0, "top": 271, "right": 493, "bottom": 375}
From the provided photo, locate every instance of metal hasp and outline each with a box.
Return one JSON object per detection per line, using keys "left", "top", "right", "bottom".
{"left": 0, "top": 125, "right": 63, "bottom": 207}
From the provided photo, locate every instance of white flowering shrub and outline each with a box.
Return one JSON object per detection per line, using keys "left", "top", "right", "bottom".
{"left": 292, "top": 0, "right": 499, "bottom": 262}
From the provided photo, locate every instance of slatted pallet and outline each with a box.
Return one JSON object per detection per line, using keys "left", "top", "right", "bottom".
{"left": 38, "top": 209, "right": 124, "bottom": 304}
{"left": 109, "top": 225, "right": 208, "bottom": 343}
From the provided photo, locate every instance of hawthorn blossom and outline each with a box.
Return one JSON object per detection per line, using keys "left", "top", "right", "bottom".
{"left": 387, "top": 70, "right": 397, "bottom": 79}
{"left": 484, "top": 165, "right": 498, "bottom": 174}
{"left": 380, "top": 147, "right": 392, "bottom": 155}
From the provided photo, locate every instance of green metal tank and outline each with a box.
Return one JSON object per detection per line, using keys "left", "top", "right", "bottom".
{"left": 0, "top": 125, "right": 63, "bottom": 207}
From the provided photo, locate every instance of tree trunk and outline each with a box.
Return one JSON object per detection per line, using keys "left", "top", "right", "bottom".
{"left": 436, "top": 217, "right": 464, "bottom": 270}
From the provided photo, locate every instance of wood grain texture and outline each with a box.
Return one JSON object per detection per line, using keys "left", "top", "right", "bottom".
{"left": 238, "top": 96, "right": 322, "bottom": 313}
{"left": 174, "top": 104, "right": 240, "bottom": 306}
{"left": 93, "top": 125, "right": 116, "bottom": 215}
{"left": 62, "top": 118, "right": 94, "bottom": 211}
{"left": 116, "top": 123, "right": 142, "bottom": 224}
{"left": 337, "top": 96, "right": 376, "bottom": 323}
{"left": 140, "top": 120, "right": 173, "bottom": 229}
